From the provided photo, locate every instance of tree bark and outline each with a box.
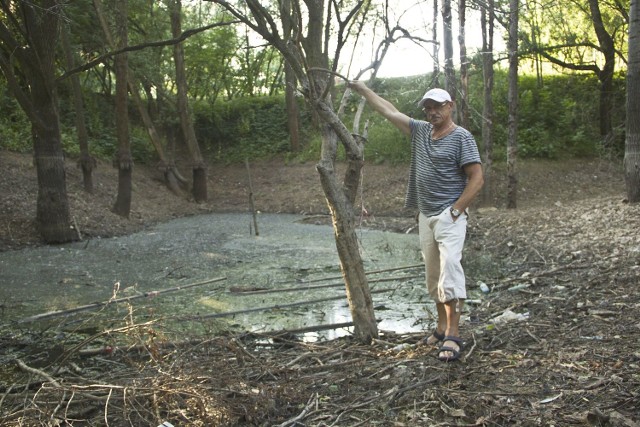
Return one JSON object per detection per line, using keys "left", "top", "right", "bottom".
{"left": 507, "top": 0, "right": 519, "bottom": 209}
{"left": 480, "top": 0, "right": 495, "bottom": 207}
{"left": 170, "top": 0, "right": 208, "bottom": 202}
{"left": 442, "top": 0, "right": 456, "bottom": 104}
{"left": 458, "top": 0, "right": 469, "bottom": 130}
{"left": 625, "top": 0, "right": 640, "bottom": 202}
{"left": 61, "top": 23, "right": 96, "bottom": 194}
{"left": 588, "top": 0, "right": 616, "bottom": 140}
{"left": 112, "top": 0, "right": 133, "bottom": 218}
{"left": 0, "top": 0, "right": 76, "bottom": 243}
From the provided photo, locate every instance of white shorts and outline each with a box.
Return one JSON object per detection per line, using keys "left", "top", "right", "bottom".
{"left": 418, "top": 207, "right": 467, "bottom": 303}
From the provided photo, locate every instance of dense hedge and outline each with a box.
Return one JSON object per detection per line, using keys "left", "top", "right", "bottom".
{"left": 0, "top": 70, "right": 626, "bottom": 164}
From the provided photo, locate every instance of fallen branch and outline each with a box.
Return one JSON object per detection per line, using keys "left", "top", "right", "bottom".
{"left": 19, "top": 276, "right": 226, "bottom": 323}
{"left": 182, "top": 288, "right": 394, "bottom": 321}
{"left": 231, "top": 274, "right": 423, "bottom": 295}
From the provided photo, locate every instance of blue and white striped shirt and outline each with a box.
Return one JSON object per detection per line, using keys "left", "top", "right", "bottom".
{"left": 405, "top": 119, "right": 482, "bottom": 217}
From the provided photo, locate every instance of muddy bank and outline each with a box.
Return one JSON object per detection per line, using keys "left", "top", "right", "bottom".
{"left": 0, "top": 212, "right": 444, "bottom": 339}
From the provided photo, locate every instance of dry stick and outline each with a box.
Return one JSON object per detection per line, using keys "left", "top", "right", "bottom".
{"left": 18, "top": 276, "right": 226, "bottom": 323}
{"left": 276, "top": 263, "right": 424, "bottom": 287}
{"left": 232, "top": 274, "right": 424, "bottom": 295}
{"left": 181, "top": 288, "right": 394, "bottom": 321}
{"left": 245, "top": 158, "right": 259, "bottom": 236}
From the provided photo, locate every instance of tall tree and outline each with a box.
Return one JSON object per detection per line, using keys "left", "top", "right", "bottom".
{"left": 0, "top": 0, "right": 77, "bottom": 243}
{"left": 111, "top": 0, "right": 133, "bottom": 217}
{"left": 507, "top": 0, "right": 519, "bottom": 209}
{"left": 280, "top": 0, "right": 301, "bottom": 152}
{"left": 480, "top": 0, "right": 495, "bottom": 206}
{"left": 458, "top": 0, "right": 470, "bottom": 129}
{"left": 442, "top": 0, "right": 457, "bottom": 103}
{"left": 170, "top": 0, "right": 208, "bottom": 202}
{"left": 211, "top": 0, "right": 378, "bottom": 343}
{"left": 520, "top": 0, "right": 628, "bottom": 143}
{"left": 61, "top": 23, "right": 96, "bottom": 194}
{"left": 626, "top": 0, "right": 640, "bottom": 202}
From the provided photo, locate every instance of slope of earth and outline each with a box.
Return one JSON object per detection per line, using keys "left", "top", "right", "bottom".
{"left": 1, "top": 150, "right": 639, "bottom": 426}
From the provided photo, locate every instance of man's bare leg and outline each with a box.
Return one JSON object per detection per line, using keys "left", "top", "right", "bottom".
{"left": 440, "top": 299, "right": 464, "bottom": 359}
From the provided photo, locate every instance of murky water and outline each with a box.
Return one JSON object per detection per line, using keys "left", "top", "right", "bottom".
{"left": 1, "top": 213, "right": 447, "bottom": 341}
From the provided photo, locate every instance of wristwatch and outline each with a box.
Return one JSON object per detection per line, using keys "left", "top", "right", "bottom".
{"left": 450, "top": 207, "right": 462, "bottom": 218}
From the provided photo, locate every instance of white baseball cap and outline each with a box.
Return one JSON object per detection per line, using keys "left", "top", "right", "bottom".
{"left": 418, "top": 88, "right": 452, "bottom": 107}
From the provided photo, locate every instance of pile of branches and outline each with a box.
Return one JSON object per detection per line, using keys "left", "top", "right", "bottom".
{"left": 1, "top": 195, "right": 639, "bottom": 426}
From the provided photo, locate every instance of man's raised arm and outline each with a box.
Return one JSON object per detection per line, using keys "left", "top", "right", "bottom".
{"left": 349, "top": 81, "right": 412, "bottom": 136}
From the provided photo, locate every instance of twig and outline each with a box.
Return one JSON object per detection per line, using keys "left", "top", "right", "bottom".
{"left": 182, "top": 288, "right": 394, "bottom": 321}
{"left": 308, "top": 67, "right": 351, "bottom": 83}
{"left": 245, "top": 158, "right": 260, "bottom": 236}
{"left": 16, "top": 359, "right": 61, "bottom": 388}
{"left": 276, "top": 393, "right": 316, "bottom": 427}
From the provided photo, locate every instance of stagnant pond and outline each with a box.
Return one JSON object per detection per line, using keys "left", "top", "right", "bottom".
{"left": 0, "top": 213, "right": 485, "bottom": 341}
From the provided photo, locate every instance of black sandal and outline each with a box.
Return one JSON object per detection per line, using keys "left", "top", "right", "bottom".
{"left": 422, "top": 329, "right": 445, "bottom": 345}
{"left": 438, "top": 336, "right": 464, "bottom": 362}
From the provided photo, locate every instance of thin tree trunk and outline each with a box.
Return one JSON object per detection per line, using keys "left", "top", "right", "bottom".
{"left": 506, "top": 0, "right": 519, "bottom": 209}
{"left": 112, "top": 0, "right": 132, "bottom": 217}
{"left": 61, "top": 23, "right": 95, "bottom": 194}
{"left": 281, "top": 0, "right": 301, "bottom": 152}
{"left": 170, "top": 0, "right": 208, "bottom": 202}
{"left": 458, "top": 0, "right": 469, "bottom": 129}
{"left": 480, "top": 0, "right": 495, "bottom": 206}
{"left": 625, "top": 0, "right": 640, "bottom": 202}
{"left": 442, "top": 0, "right": 456, "bottom": 104}
{"left": 432, "top": 0, "right": 440, "bottom": 83}
{"left": 588, "top": 0, "right": 616, "bottom": 140}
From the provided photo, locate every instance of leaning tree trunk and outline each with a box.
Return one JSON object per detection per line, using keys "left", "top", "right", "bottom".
{"left": 211, "top": 0, "right": 378, "bottom": 344}
{"left": 170, "top": 0, "right": 208, "bottom": 202}
{"left": 625, "top": 0, "right": 640, "bottom": 202}
{"left": 506, "top": 0, "right": 519, "bottom": 209}
{"left": 112, "top": 0, "right": 133, "bottom": 217}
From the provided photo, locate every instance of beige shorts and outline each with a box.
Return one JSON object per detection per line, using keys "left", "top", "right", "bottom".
{"left": 418, "top": 208, "right": 467, "bottom": 303}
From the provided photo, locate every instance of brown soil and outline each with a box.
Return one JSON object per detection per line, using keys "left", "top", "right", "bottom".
{"left": 1, "top": 151, "right": 639, "bottom": 426}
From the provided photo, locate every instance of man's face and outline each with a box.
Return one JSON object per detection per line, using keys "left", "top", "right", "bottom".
{"left": 422, "top": 100, "right": 452, "bottom": 125}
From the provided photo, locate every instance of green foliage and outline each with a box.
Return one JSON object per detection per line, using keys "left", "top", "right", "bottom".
{"left": 193, "top": 94, "right": 310, "bottom": 163}
{"left": 0, "top": 87, "right": 31, "bottom": 152}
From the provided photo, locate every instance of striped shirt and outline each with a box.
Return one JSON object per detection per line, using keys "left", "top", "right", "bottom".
{"left": 405, "top": 119, "right": 482, "bottom": 217}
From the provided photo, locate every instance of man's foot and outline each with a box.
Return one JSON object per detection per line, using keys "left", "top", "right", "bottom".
{"left": 438, "top": 336, "right": 464, "bottom": 362}
{"left": 423, "top": 329, "right": 446, "bottom": 345}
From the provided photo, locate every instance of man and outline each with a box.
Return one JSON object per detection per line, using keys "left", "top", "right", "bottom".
{"left": 349, "top": 82, "right": 484, "bottom": 362}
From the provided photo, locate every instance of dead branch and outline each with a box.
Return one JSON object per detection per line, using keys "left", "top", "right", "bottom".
{"left": 19, "top": 276, "right": 226, "bottom": 323}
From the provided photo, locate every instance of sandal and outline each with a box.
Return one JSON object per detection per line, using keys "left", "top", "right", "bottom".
{"left": 438, "top": 336, "right": 465, "bottom": 362}
{"left": 422, "top": 329, "right": 446, "bottom": 345}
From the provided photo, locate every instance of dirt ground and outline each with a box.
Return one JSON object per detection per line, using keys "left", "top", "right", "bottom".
{"left": 1, "top": 150, "right": 639, "bottom": 426}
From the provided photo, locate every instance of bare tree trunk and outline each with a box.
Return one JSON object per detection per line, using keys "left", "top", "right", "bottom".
{"left": 507, "top": 0, "right": 519, "bottom": 209}
{"left": 442, "top": 0, "right": 456, "bottom": 105}
{"left": 61, "top": 24, "right": 96, "bottom": 194}
{"left": 94, "top": 0, "right": 185, "bottom": 196}
{"left": 480, "top": 0, "right": 495, "bottom": 206}
{"left": 0, "top": 1, "right": 76, "bottom": 243}
{"left": 170, "top": 0, "right": 208, "bottom": 202}
{"left": 588, "top": 0, "right": 616, "bottom": 140}
{"left": 625, "top": 0, "right": 640, "bottom": 202}
{"left": 432, "top": 0, "right": 441, "bottom": 84}
{"left": 112, "top": 0, "right": 133, "bottom": 217}
{"left": 458, "top": 0, "right": 469, "bottom": 130}
{"left": 213, "top": 0, "right": 377, "bottom": 344}
{"left": 281, "top": 0, "right": 301, "bottom": 152}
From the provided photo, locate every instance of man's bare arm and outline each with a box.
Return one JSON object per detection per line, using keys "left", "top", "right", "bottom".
{"left": 349, "top": 81, "right": 412, "bottom": 136}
